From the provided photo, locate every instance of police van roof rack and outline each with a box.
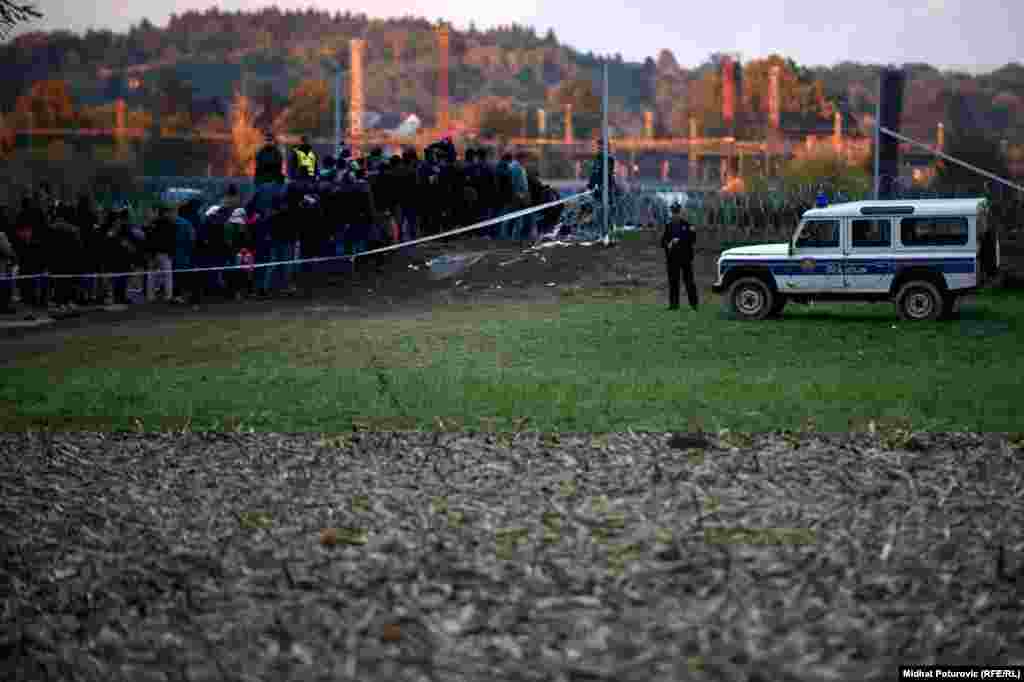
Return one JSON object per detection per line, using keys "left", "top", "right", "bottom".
{"left": 860, "top": 206, "right": 915, "bottom": 215}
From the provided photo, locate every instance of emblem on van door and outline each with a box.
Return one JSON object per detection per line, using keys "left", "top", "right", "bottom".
{"left": 800, "top": 259, "right": 816, "bottom": 272}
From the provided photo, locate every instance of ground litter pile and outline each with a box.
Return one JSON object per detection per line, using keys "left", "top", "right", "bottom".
{"left": 2, "top": 430, "right": 1023, "bottom": 682}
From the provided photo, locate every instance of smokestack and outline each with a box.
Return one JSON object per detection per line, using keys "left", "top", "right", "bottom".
{"left": 349, "top": 39, "right": 365, "bottom": 149}
{"left": 436, "top": 24, "right": 450, "bottom": 134}
{"left": 722, "top": 56, "right": 736, "bottom": 131}
{"left": 644, "top": 111, "right": 654, "bottom": 138}
{"left": 768, "top": 65, "right": 781, "bottom": 132}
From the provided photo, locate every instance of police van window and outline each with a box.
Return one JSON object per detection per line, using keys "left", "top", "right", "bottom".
{"left": 900, "top": 217, "right": 968, "bottom": 246}
{"left": 852, "top": 218, "right": 891, "bottom": 248}
{"left": 796, "top": 220, "right": 840, "bottom": 248}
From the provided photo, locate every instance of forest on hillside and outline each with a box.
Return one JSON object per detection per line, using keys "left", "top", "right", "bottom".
{"left": 2, "top": 8, "right": 1024, "bottom": 145}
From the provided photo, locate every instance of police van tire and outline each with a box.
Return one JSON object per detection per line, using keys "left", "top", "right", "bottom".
{"left": 895, "top": 281, "right": 942, "bottom": 321}
{"left": 728, "top": 277, "right": 775, "bottom": 321}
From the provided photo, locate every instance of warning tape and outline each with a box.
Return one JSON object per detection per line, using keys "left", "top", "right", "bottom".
{"left": 0, "top": 190, "right": 595, "bottom": 282}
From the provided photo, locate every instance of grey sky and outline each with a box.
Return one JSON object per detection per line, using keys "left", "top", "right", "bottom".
{"left": 12, "top": 0, "right": 1023, "bottom": 70}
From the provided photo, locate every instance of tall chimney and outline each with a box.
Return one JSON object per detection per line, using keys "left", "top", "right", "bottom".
{"left": 644, "top": 111, "right": 654, "bottom": 138}
{"left": 436, "top": 24, "right": 450, "bottom": 134}
{"left": 564, "top": 103, "right": 573, "bottom": 144}
{"left": 722, "top": 56, "right": 736, "bottom": 131}
{"left": 349, "top": 39, "right": 365, "bottom": 149}
{"left": 768, "top": 65, "right": 781, "bottom": 132}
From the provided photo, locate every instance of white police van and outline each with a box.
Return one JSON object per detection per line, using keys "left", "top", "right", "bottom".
{"left": 711, "top": 198, "right": 1001, "bottom": 321}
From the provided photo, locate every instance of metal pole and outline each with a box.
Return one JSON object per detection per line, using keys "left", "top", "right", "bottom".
{"left": 873, "top": 71, "right": 882, "bottom": 200}
{"left": 602, "top": 61, "right": 610, "bottom": 241}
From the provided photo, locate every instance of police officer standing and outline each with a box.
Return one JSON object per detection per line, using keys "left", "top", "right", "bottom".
{"left": 661, "top": 201, "right": 698, "bottom": 311}
{"left": 290, "top": 135, "right": 319, "bottom": 184}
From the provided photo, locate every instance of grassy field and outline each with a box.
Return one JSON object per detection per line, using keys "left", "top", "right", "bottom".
{"left": 3, "top": 285, "right": 1022, "bottom": 433}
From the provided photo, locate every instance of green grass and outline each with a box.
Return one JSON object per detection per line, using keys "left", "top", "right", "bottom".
{"left": 3, "top": 289, "right": 1023, "bottom": 433}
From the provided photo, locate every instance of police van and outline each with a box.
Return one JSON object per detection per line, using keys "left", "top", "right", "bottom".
{"left": 711, "top": 198, "right": 1001, "bottom": 321}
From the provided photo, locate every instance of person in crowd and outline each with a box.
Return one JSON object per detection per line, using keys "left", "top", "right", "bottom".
{"left": 0, "top": 207, "right": 15, "bottom": 314}
{"left": 102, "top": 205, "right": 139, "bottom": 306}
{"left": 255, "top": 131, "right": 285, "bottom": 186}
{"left": 174, "top": 198, "right": 201, "bottom": 306}
{"left": 10, "top": 204, "right": 48, "bottom": 317}
{"left": 661, "top": 201, "right": 699, "bottom": 312}
{"left": 145, "top": 203, "right": 178, "bottom": 303}
{"left": 289, "top": 135, "right": 318, "bottom": 183}
{"left": 75, "top": 192, "right": 103, "bottom": 305}
{"left": 398, "top": 148, "right": 421, "bottom": 246}
{"left": 47, "top": 204, "right": 83, "bottom": 310}
{"left": 223, "top": 207, "right": 249, "bottom": 301}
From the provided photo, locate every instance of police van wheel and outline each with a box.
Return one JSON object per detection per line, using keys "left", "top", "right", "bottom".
{"left": 895, "top": 281, "right": 942, "bottom": 321}
{"left": 728, "top": 277, "right": 775, "bottom": 321}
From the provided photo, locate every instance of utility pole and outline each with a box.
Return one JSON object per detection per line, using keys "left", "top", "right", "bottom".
{"left": 602, "top": 60, "right": 610, "bottom": 242}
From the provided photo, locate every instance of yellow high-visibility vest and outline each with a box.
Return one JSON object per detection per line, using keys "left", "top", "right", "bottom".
{"left": 295, "top": 148, "right": 317, "bottom": 177}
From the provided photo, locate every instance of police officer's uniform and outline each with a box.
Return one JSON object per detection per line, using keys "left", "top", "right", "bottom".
{"left": 661, "top": 202, "right": 699, "bottom": 311}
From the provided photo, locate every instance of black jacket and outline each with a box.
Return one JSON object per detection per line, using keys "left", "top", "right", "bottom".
{"left": 661, "top": 217, "right": 696, "bottom": 260}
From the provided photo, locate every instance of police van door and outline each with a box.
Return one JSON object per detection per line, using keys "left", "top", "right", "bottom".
{"left": 786, "top": 219, "right": 844, "bottom": 291}
{"left": 844, "top": 216, "right": 893, "bottom": 291}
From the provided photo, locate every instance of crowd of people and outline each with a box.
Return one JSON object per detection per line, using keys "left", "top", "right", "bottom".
{"left": 0, "top": 134, "right": 572, "bottom": 318}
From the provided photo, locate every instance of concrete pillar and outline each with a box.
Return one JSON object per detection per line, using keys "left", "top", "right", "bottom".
{"left": 564, "top": 103, "right": 573, "bottom": 144}
{"left": 349, "top": 39, "right": 365, "bottom": 154}
{"left": 644, "top": 111, "right": 654, "bottom": 138}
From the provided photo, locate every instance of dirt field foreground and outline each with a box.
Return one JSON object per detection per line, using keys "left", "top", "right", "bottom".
{"left": 2, "top": 430, "right": 1022, "bottom": 682}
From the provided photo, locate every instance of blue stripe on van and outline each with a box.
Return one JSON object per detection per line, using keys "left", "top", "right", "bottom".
{"left": 720, "top": 258, "right": 975, "bottom": 276}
